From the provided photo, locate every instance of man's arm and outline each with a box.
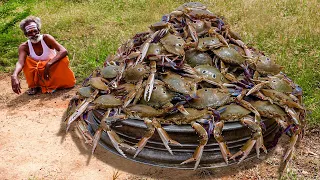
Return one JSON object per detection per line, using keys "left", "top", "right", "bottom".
{"left": 11, "top": 44, "right": 28, "bottom": 94}
{"left": 43, "top": 34, "right": 68, "bottom": 80}
{"left": 44, "top": 34, "right": 68, "bottom": 65}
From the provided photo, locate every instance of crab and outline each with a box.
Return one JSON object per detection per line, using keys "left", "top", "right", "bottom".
{"left": 91, "top": 109, "right": 135, "bottom": 157}
{"left": 188, "top": 88, "right": 233, "bottom": 109}
{"left": 161, "top": 71, "right": 197, "bottom": 98}
{"left": 123, "top": 104, "right": 181, "bottom": 157}
{"left": 214, "top": 104, "right": 267, "bottom": 164}
{"left": 65, "top": 83, "right": 100, "bottom": 131}
{"left": 249, "top": 55, "right": 283, "bottom": 76}
{"left": 162, "top": 108, "right": 214, "bottom": 169}
{"left": 88, "top": 94, "right": 139, "bottom": 156}
{"left": 181, "top": 64, "right": 230, "bottom": 87}
{"left": 246, "top": 74, "right": 295, "bottom": 96}
{"left": 185, "top": 49, "right": 212, "bottom": 67}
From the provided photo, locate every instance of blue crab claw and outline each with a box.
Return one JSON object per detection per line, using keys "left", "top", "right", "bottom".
{"left": 66, "top": 90, "right": 99, "bottom": 132}
{"left": 144, "top": 61, "right": 156, "bottom": 102}
{"left": 176, "top": 104, "right": 189, "bottom": 115}
{"left": 180, "top": 144, "right": 205, "bottom": 170}
{"left": 213, "top": 121, "right": 231, "bottom": 164}
{"left": 92, "top": 127, "right": 103, "bottom": 154}
{"left": 181, "top": 122, "right": 208, "bottom": 169}
{"left": 152, "top": 119, "right": 181, "bottom": 155}
{"left": 163, "top": 56, "right": 178, "bottom": 70}
{"left": 123, "top": 79, "right": 143, "bottom": 108}
{"left": 77, "top": 120, "right": 93, "bottom": 144}
{"left": 107, "top": 130, "right": 135, "bottom": 158}
{"left": 231, "top": 138, "right": 256, "bottom": 163}
{"left": 134, "top": 119, "right": 155, "bottom": 158}
{"left": 66, "top": 100, "right": 91, "bottom": 132}
{"left": 256, "top": 135, "right": 267, "bottom": 158}
{"left": 284, "top": 106, "right": 300, "bottom": 125}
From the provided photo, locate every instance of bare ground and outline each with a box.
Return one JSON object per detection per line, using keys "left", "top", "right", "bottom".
{"left": 0, "top": 73, "right": 319, "bottom": 180}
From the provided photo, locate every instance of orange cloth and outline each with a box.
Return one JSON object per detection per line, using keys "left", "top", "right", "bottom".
{"left": 23, "top": 56, "right": 76, "bottom": 93}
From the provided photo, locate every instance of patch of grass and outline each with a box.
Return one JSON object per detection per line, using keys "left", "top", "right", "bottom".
{"left": 0, "top": 0, "right": 35, "bottom": 72}
{"left": 0, "top": 0, "right": 319, "bottom": 126}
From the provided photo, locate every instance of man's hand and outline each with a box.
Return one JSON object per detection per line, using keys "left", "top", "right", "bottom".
{"left": 44, "top": 63, "right": 51, "bottom": 80}
{"left": 11, "top": 75, "right": 21, "bottom": 94}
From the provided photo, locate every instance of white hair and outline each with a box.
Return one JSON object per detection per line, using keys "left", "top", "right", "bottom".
{"left": 20, "top": 16, "right": 42, "bottom": 34}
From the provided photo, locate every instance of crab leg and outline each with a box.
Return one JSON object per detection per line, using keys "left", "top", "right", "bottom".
{"left": 152, "top": 119, "right": 181, "bottom": 155}
{"left": 246, "top": 81, "right": 269, "bottom": 96}
{"left": 181, "top": 121, "right": 208, "bottom": 170}
{"left": 280, "top": 128, "right": 299, "bottom": 174}
{"left": 144, "top": 60, "right": 156, "bottom": 101}
{"left": 284, "top": 105, "right": 300, "bottom": 125}
{"left": 186, "top": 19, "right": 199, "bottom": 47}
{"left": 66, "top": 90, "right": 99, "bottom": 132}
{"left": 208, "top": 27, "right": 229, "bottom": 47}
{"left": 92, "top": 126, "right": 103, "bottom": 154}
{"left": 231, "top": 137, "right": 256, "bottom": 163}
{"left": 234, "top": 39, "right": 252, "bottom": 58}
{"left": 213, "top": 120, "right": 231, "bottom": 164}
{"left": 237, "top": 99, "right": 261, "bottom": 123}
{"left": 231, "top": 116, "right": 267, "bottom": 163}
{"left": 92, "top": 110, "right": 135, "bottom": 157}
{"left": 92, "top": 109, "right": 111, "bottom": 154}
{"left": 283, "top": 129, "right": 298, "bottom": 162}
{"left": 77, "top": 120, "right": 93, "bottom": 144}
{"left": 134, "top": 118, "right": 155, "bottom": 158}
{"left": 123, "top": 79, "right": 143, "bottom": 108}
{"left": 135, "top": 30, "right": 160, "bottom": 65}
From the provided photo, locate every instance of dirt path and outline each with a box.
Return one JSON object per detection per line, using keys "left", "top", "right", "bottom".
{"left": 0, "top": 73, "right": 319, "bottom": 180}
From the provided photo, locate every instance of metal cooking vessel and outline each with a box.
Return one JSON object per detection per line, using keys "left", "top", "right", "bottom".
{"left": 87, "top": 110, "right": 279, "bottom": 169}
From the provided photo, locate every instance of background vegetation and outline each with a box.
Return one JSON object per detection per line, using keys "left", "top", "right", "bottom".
{"left": 1, "top": 0, "right": 319, "bottom": 127}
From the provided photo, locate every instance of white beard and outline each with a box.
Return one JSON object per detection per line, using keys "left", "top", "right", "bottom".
{"left": 28, "top": 34, "right": 42, "bottom": 43}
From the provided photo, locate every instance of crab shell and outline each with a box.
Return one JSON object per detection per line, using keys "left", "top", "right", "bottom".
{"left": 218, "top": 104, "right": 251, "bottom": 122}
{"left": 213, "top": 46, "right": 246, "bottom": 65}
{"left": 185, "top": 49, "right": 212, "bottom": 67}
{"left": 190, "top": 88, "right": 232, "bottom": 109}
{"left": 92, "top": 94, "right": 123, "bottom": 109}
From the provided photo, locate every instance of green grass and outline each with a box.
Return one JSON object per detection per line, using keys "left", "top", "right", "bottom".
{"left": 0, "top": 0, "right": 319, "bottom": 126}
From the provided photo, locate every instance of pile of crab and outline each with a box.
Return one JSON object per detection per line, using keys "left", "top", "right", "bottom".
{"left": 66, "top": 2, "right": 305, "bottom": 171}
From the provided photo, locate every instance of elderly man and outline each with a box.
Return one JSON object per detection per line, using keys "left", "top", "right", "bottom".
{"left": 11, "top": 16, "right": 76, "bottom": 95}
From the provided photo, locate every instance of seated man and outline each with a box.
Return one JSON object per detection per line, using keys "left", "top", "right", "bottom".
{"left": 11, "top": 16, "right": 76, "bottom": 95}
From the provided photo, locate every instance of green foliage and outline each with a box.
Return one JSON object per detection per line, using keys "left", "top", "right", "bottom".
{"left": 0, "top": 0, "right": 35, "bottom": 71}
{"left": 0, "top": 0, "right": 319, "bottom": 126}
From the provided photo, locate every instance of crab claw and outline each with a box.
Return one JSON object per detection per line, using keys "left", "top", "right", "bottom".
{"left": 246, "top": 81, "right": 269, "bottom": 96}
{"left": 134, "top": 118, "right": 155, "bottom": 158}
{"left": 96, "top": 112, "right": 135, "bottom": 157}
{"left": 176, "top": 104, "right": 189, "bottom": 115}
{"left": 284, "top": 106, "right": 300, "bottom": 125}
{"left": 255, "top": 135, "right": 267, "bottom": 158}
{"left": 180, "top": 143, "right": 205, "bottom": 170}
{"left": 152, "top": 119, "right": 181, "bottom": 155}
{"left": 144, "top": 61, "right": 156, "bottom": 102}
{"left": 66, "top": 100, "right": 91, "bottom": 132}
{"left": 213, "top": 121, "right": 231, "bottom": 164}
{"left": 66, "top": 90, "right": 99, "bottom": 132}
{"left": 123, "top": 79, "right": 143, "bottom": 108}
{"left": 106, "top": 130, "right": 135, "bottom": 158}
{"left": 181, "top": 122, "right": 208, "bottom": 170}
{"left": 92, "top": 127, "right": 103, "bottom": 154}
{"left": 77, "top": 120, "right": 93, "bottom": 144}
{"left": 231, "top": 116, "right": 267, "bottom": 162}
